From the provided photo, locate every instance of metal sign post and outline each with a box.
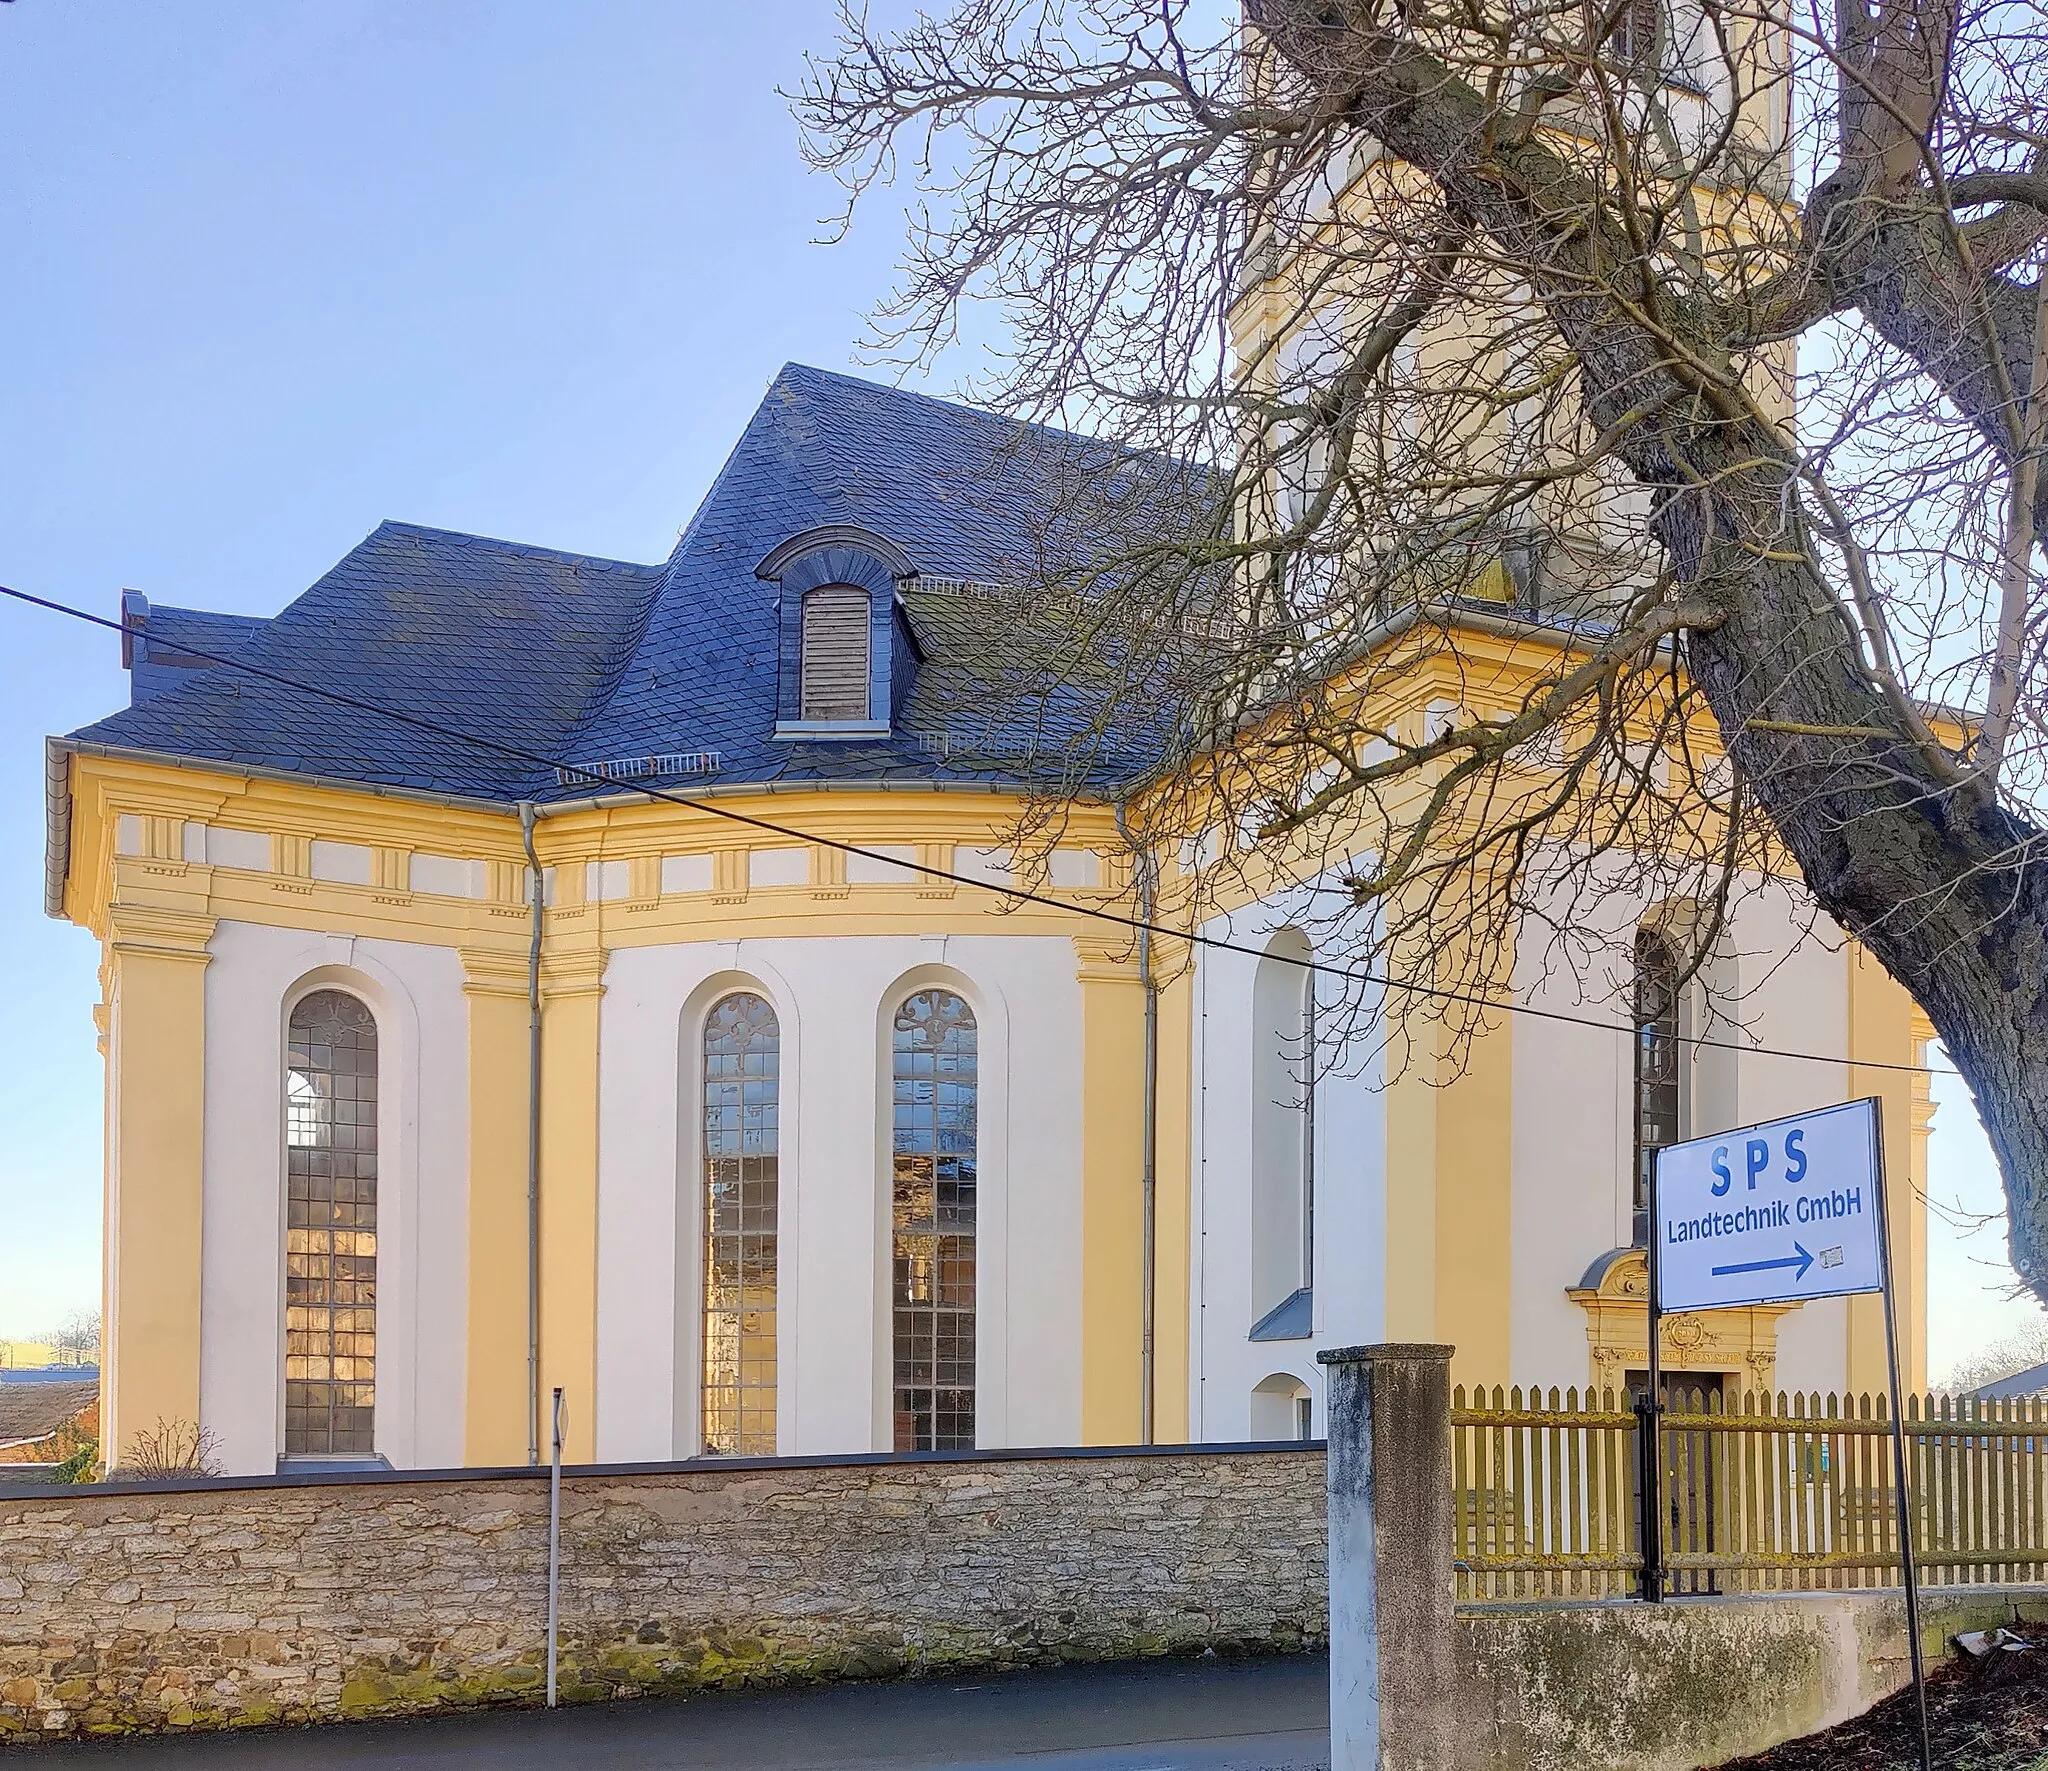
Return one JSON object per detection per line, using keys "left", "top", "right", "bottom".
{"left": 546, "top": 1387, "right": 564, "bottom": 1709}
{"left": 1871, "top": 1114, "right": 1933, "bottom": 1771}
{"left": 1641, "top": 1146, "right": 1664, "bottom": 1604}
{"left": 1647, "top": 1098, "right": 1930, "bottom": 1771}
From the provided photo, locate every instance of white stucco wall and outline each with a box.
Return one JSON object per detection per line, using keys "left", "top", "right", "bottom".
{"left": 1509, "top": 866, "right": 1855, "bottom": 1396}
{"left": 1187, "top": 882, "right": 1388, "bottom": 1444}
{"left": 592, "top": 934, "right": 1085, "bottom": 1463}
{"left": 1732, "top": 882, "right": 1853, "bottom": 1396}
{"left": 175, "top": 858, "right": 1872, "bottom": 1478}
{"left": 1511, "top": 942, "right": 1633, "bottom": 1391}
{"left": 1184, "top": 853, "right": 1866, "bottom": 1428}
{"left": 198, "top": 922, "right": 470, "bottom": 1477}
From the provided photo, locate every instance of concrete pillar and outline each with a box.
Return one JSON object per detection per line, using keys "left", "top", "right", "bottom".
{"left": 1318, "top": 1343, "right": 1456, "bottom": 1771}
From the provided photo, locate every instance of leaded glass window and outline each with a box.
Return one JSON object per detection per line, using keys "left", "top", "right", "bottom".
{"left": 892, "top": 989, "right": 977, "bottom": 1451}
{"left": 1634, "top": 929, "right": 1684, "bottom": 1210}
{"left": 284, "top": 989, "right": 378, "bottom": 1456}
{"left": 702, "top": 992, "right": 780, "bottom": 1456}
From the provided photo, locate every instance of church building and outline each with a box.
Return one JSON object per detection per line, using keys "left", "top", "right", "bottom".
{"left": 47, "top": 364, "right": 1933, "bottom": 1477}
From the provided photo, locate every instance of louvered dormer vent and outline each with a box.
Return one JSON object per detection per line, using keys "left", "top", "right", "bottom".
{"left": 799, "top": 585, "right": 872, "bottom": 721}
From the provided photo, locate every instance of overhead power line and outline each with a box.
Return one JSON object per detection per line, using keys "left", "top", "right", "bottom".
{"left": 5, "top": 579, "right": 1937, "bottom": 1076}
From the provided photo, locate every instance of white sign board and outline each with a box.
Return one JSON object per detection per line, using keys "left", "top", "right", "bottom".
{"left": 1653, "top": 1098, "right": 1885, "bottom": 1312}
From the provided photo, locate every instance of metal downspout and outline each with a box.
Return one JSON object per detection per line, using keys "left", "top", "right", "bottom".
{"left": 520, "top": 802, "right": 545, "bottom": 1468}
{"left": 1117, "top": 805, "right": 1159, "bottom": 1445}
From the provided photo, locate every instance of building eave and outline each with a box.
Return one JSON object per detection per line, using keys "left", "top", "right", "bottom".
{"left": 41, "top": 737, "right": 1101, "bottom": 921}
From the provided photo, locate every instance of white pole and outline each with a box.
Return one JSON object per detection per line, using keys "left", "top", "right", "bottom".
{"left": 546, "top": 1387, "right": 564, "bottom": 1708}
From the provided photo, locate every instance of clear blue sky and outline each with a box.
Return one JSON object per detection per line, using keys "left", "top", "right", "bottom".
{"left": 0, "top": 1, "right": 2035, "bottom": 1378}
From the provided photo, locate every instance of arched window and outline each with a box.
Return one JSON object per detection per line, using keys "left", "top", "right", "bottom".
{"left": 284, "top": 989, "right": 378, "bottom": 1457}
{"left": 1250, "top": 930, "right": 1314, "bottom": 1333}
{"left": 800, "top": 584, "right": 871, "bottom": 720}
{"left": 701, "top": 992, "right": 780, "bottom": 1456}
{"left": 1634, "top": 928, "right": 1685, "bottom": 1210}
{"left": 891, "top": 989, "right": 977, "bottom": 1451}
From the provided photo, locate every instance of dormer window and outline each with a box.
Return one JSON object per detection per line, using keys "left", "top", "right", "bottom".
{"left": 757, "top": 524, "right": 923, "bottom": 741}
{"left": 800, "top": 585, "right": 872, "bottom": 721}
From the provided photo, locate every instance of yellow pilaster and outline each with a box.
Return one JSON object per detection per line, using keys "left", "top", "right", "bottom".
{"left": 538, "top": 932, "right": 606, "bottom": 1463}
{"left": 1847, "top": 946, "right": 1928, "bottom": 1395}
{"left": 104, "top": 895, "right": 216, "bottom": 1469}
{"left": 1436, "top": 1000, "right": 1514, "bottom": 1392}
{"left": 460, "top": 945, "right": 535, "bottom": 1466}
{"left": 1383, "top": 1006, "right": 1439, "bottom": 1344}
{"left": 1151, "top": 938, "right": 1195, "bottom": 1444}
{"left": 1073, "top": 934, "right": 1147, "bottom": 1444}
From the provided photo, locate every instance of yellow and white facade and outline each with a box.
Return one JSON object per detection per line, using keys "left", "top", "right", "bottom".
{"left": 51, "top": 367, "right": 1931, "bottom": 1478}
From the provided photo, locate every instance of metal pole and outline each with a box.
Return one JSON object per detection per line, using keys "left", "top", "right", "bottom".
{"left": 1137, "top": 875, "right": 1157, "bottom": 1448}
{"left": 1116, "top": 804, "right": 1158, "bottom": 1446}
{"left": 546, "top": 1387, "right": 564, "bottom": 1708}
{"left": 1302, "top": 963, "right": 1316, "bottom": 1344}
{"left": 520, "top": 803, "right": 545, "bottom": 1469}
{"left": 1870, "top": 1101, "right": 1933, "bottom": 1771}
{"left": 1642, "top": 1145, "right": 1665, "bottom": 1603}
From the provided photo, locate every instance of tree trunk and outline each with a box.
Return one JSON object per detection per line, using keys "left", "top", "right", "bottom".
{"left": 1255, "top": 1, "right": 2048, "bottom": 1297}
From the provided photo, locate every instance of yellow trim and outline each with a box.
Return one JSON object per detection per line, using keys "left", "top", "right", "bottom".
{"left": 104, "top": 899, "right": 215, "bottom": 1467}
{"left": 1383, "top": 1042, "right": 1439, "bottom": 1343}
{"left": 1435, "top": 998, "right": 1514, "bottom": 1391}
{"left": 459, "top": 947, "right": 533, "bottom": 1466}
{"left": 538, "top": 940, "right": 606, "bottom": 1464}
{"left": 1073, "top": 934, "right": 1147, "bottom": 1443}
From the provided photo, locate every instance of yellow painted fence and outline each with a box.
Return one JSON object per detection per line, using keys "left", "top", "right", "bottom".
{"left": 1451, "top": 1385, "right": 2048, "bottom": 1603}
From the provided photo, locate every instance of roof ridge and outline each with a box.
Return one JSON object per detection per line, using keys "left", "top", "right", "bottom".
{"left": 369, "top": 518, "right": 659, "bottom": 574}
{"left": 139, "top": 603, "right": 270, "bottom": 626}
{"left": 771, "top": 361, "right": 1181, "bottom": 467}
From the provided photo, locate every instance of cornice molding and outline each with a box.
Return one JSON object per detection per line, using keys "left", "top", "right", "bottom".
{"left": 108, "top": 902, "right": 217, "bottom": 963}
{"left": 459, "top": 946, "right": 534, "bottom": 1000}
{"left": 1071, "top": 932, "right": 1145, "bottom": 985}
{"left": 540, "top": 946, "right": 609, "bottom": 999}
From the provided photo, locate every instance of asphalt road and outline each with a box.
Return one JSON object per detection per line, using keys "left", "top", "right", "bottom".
{"left": 18, "top": 1653, "right": 1332, "bottom": 1771}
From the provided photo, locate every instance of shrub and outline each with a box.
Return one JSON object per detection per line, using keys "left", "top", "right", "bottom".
{"left": 117, "top": 1418, "right": 223, "bottom": 1481}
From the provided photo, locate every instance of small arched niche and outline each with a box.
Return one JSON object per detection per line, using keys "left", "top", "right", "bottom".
{"left": 1250, "top": 1371, "right": 1315, "bottom": 1442}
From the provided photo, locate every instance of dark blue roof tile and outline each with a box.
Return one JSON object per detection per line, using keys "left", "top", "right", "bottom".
{"left": 68, "top": 365, "right": 1189, "bottom": 802}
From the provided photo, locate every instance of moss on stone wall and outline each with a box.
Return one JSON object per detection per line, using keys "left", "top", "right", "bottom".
{"left": 0, "top": 1450, "right": 1324, "bottom": 1744}
{"left": 1454, "top": 1590, "right": 2041, "bottom": 1771}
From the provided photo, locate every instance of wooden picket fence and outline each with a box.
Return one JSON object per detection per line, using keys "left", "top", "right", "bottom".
{"left": 1451, "top": 1384, "right": 2048, "bottom": 1602}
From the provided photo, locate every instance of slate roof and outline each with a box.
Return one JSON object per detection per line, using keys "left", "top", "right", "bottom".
{"left": 76, "top": 526, "right": 665, "bottom": 802}
{"left": 126, "top": 604, "right": 274, "bottom": 703}
{"left": 0, "top": 1379, "right": 97, "bottom": 1452}
{"left": 1966, "top": 1360, "right": 2048, "bottom": 1400}
{"left": 60, "top": 364, "right": 1197, "bottom": 816}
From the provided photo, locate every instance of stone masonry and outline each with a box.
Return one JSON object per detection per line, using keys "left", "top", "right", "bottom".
{"left": 0, "top": 1446, "right": 1326, "bottom": 1743}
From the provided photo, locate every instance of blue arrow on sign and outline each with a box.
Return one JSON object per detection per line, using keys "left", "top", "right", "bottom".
{"left": 1711, "top": 1243, "right": 1814, "bottom": 1284}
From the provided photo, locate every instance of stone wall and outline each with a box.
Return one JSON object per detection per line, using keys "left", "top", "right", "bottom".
{"left": 1455, "top": 1586, "right": 2048, "bottom": 1771}
{"left": 8, "top": 1441, "right": 2048, "bottom": 1759}
{"left": 0, "top": 1445, "right": 1325, "bottom": 1743}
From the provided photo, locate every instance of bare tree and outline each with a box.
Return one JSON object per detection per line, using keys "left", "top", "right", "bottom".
{"left": 796, "top": 0, "right": 2048, "bottom": 1297}
{"left": 1943, "top": 1312, "right": 2048, "bottom": 1390}
{"left": 47, "top": 1308, "right": 100, "bottom": 1367}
